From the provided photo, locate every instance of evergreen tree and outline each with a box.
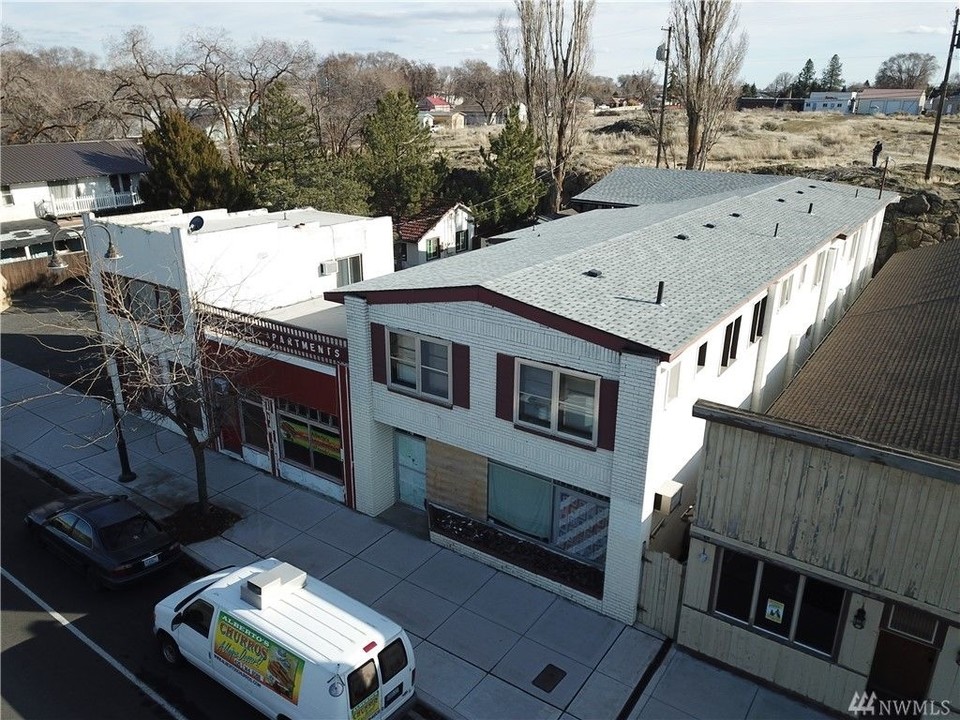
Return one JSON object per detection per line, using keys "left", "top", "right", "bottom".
{"left": 243, "top": 82, "right": 322, "bottom": 211}
{"left": 139, "top": 110, "right": 249, "bottom": 212}
{"left": 820, "top": 54, "right": 844, "bottom": 92}
{"left": 361, "top": 91, "right": 439, "bottom": 221}
{"left": 793, "top": 59, "right": 816, "bottom": 97}
{"left": 479, "top": 107, "right": 545, "bottom": 230}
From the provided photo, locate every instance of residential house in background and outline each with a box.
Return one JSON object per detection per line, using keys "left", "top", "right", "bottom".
{"left": 1, "top": 139, "right": 149, "bottom": 223}
{"left": 803, "top": 91, "right": 856, "bottom": 113}
{"left": 854, "top": 88, "right": 927, "bottom": 115}
{"left": 84, "top": 206, "right": 394, "bottom": 506}
{"left": 394, "top": 202, "right": 475, "bottom": 270}
{"left": 327, "top": 167, "right": 897, "bottom": 624}
{"left": 681, "top": 240, "right": 960, "bottom": 715}
{"left": 416, "top": 95, "right": 465, "bottom": 131}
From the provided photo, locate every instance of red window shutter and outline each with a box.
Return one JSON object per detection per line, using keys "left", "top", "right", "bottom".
{"left": 452, "top": 343, "right": 470, "bottom": 408}
{"left": 370, "top": 323, "right": 386, "bottom": 384}
{"left": 495, "top": 353, "right": 514, "bottom": 420}
{"left": 597, "top": 378, "right": 619, "bottom": 451}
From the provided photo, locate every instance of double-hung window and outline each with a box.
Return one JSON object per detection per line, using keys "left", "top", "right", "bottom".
{"left": 516, "top": 360, "right": 598, "bottom": 443}
{"left": 389, "top": 331, "right": 450, "bottom": 402}
{"left": 425, "top": 237, "right": 440, "bottom": 261}
{"left": 713, "top": 547, "right": 846, "bottom": 656}
{"left": 720, "top": 317, "right": 742, "bottom": 368}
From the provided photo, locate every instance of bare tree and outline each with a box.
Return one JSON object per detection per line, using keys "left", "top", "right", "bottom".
{"left": 80, "top": 264, "right": 269, "bottom": 513}
{"left": 302, "top": 53, "right": 390, "bottom": 157}
{"left": 765, "top": 71, "right": 796, "bottom": 97}
{"left": 451, "top": 60, "right": 507, "bottom": 123}
{"left": 670, "top": 0, "right": 748, "bottom": 170}
{"left": 874, "top": 52, "right": 938, "bottom": 89}
{"left": 108, "top": 27, "right": 193, "bottom": 135}
{"left": 498, "top": 0, "right": 596, "bottom": 213}
{"left": 618, "top": 69, "right": 659, "bottom": 103}
{"left": 2, "top": 34, "right": 121, "bottom": 143}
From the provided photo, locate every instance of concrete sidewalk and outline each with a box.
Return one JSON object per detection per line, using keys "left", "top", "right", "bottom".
{"left": 1, "top": 358, "right": 830, "bottom": 720}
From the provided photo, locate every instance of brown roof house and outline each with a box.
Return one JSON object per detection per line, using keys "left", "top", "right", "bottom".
{"left": 394, "top": 202, "right": 475, "bottom": 270}
{"left": 680, "top": 240, "right": 960, "bottom": 715}
{"left": 1, "top": 139, "right": 150, "bottom": 223}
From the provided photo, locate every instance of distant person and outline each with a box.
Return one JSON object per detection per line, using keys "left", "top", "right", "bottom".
{"left": 872, "top": 140, "right": 883, "bottom": 168}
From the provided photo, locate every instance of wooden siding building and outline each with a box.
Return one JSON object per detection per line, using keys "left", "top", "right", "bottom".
{"left": 679, "top": 241, "right": 960, "bottom": 714}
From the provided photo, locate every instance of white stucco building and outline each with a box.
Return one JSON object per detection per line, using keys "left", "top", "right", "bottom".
{"left": 327, "top": 167, "right": 898, "bottom": 623}
{"left": 803, "top": 91, "right": 856, "bottom": 113}
{"left": 84, "top": 206, "right": 394, "bottom": 504}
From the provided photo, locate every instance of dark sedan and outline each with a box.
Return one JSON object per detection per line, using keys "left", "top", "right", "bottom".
{"left": 25, "top": 492, "right": 182, "bottom": 589}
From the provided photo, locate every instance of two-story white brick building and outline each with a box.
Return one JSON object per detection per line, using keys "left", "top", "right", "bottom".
{"left": 84, "top": 207, "right": 393, "bottom": 505}
{"left": 327, "top": 168, "right": 898, "bottom": 623}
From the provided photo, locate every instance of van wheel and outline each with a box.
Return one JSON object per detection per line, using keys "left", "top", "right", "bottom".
{"left": 158, "top": 632, "right": 181, "bottom": 666}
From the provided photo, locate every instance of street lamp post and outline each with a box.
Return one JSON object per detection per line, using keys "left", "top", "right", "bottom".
{"left": 49, "top": 224, "right": 137, "bottom": 483}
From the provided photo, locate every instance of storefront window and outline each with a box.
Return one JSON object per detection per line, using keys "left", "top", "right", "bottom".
{"left": 487, "top": 462, "right": 608, "bottom": 565}
{"left": 277, "top": 400, "right": 342, "bottom": 483}
{"left": 713, "top": 548, "right": 846, "bottom": 657}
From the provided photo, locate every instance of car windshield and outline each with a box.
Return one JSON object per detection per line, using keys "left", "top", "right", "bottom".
{"left": 99, "top": 515, "right": 164, "bottom": 550}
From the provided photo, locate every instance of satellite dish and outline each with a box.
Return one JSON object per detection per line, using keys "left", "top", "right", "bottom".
{"left": 188, "top": 216, "right": 204, "bottom": 233}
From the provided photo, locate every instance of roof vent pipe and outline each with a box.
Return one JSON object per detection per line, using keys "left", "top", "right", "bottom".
{"left": 656, "top": 281, "right": 665, "bottom": 305}
{"left": 774, "top": 223, "right": 779, "bottom": 237}
{"left": 808, "top": 202, "right": 813, "bottom": 214}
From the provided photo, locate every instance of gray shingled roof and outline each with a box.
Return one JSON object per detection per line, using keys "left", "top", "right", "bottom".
{"left": 572, "top": 166, "right": 786, "bottom": 207}
{"left": 768, "top": 241, "right": 960, "bottom": 461}
{"left": 1, "top": 140, "right": 150, "bottom": 185}
{"left": 336, "top": 171, "right": 898, "bottom": 357}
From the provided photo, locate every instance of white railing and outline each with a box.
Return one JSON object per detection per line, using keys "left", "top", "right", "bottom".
{"left": 45, "top": 191, "right": 143, "bottom": 217}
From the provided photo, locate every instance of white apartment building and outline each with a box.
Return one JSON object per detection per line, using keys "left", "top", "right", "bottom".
{"left": 84, "top": 207, "right": 393, "bottom": 503}
{"left": 328, "top": 168, "right": 898, "bottom": 624}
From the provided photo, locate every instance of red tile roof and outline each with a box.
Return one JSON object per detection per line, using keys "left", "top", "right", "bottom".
{"left": 396, "top": 202, "right": 458, "bottom": 243}
{"left": 418, "top": 95, "right": 451, "bottom": 111}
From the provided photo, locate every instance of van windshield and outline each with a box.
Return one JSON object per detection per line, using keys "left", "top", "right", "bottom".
{"left": 348, "top": 660, "right": 379, "bottom": 710}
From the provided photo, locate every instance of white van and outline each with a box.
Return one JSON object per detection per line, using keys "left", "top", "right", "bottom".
{"left": 153, "top": 558, "right": 417, "bottom": 720}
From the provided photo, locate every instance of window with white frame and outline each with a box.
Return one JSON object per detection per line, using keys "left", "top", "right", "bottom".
{"left": 813, "top": 251, "right": 827, "bottom": 286}
{"left": 697, "top": 342, "right": 708, "bottom": 371}
{"left": 487, "top": 461, "right": 609, "bottom": 565}
{"left": 455, "top": 230, "right": 469, "bottom": 253}
{"left": 336, "top": 255, "right": 363, "bottom": 287}
{"left": 388, "top": 330, "right": 450, "bottom": 401}
{"left": 515, "top": 360, "right": 598, "bottom": 443}
{"left": 713, "top": 548, "right": 846, "bottom": 656}
{"left": 425, "top": 237, "right": 440, "bottom": 261}
{"left": 1, "top": 186, "right": 13, "bottom": 206}
{"left": 799, "top": 263, "right": 807, "bottom": 286}
{"left": 666, "top": 362, "right": 681, "bottom": 402}
{"left": 277, "top": 399, "right": 342, "bottom": 481}
{"left": 750, "top": 297, "right": 767, "bottom": 343}
{"left": 778, "top": 276, "right": 793, "bottom": 308}
{"left": 720, "top": 317, "right": 742, "bottom": 368}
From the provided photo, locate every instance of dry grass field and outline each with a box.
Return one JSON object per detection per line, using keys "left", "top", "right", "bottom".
{"left": 434, "top": 108, "right": 960, "bottom": 197}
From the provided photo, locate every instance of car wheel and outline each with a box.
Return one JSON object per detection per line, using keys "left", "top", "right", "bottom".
{"left": 85, "top": 566, "right": 103, "bottom": 592}
{"left": 158, "top": 632, "right": 181, "bottom": 666}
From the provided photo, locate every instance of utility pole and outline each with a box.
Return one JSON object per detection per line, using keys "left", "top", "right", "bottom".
{"left": 925, "top": 7, "right": 960, "bottom": 181}
{"left": 656, "top": 25, "right": 673, "bottom": 169}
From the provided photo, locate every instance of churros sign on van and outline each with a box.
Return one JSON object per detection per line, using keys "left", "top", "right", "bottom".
{"left": 214, "top": 611, "right": 305, "bottom": 704}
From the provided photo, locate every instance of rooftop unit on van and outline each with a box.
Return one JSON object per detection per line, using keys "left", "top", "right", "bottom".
{"left": 240, "top": 562, "right": 307, "bottom": 609}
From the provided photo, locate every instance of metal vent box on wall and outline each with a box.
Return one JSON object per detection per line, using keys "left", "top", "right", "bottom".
{"left": 654, "top": 480, "right": 683, "bottom": 514}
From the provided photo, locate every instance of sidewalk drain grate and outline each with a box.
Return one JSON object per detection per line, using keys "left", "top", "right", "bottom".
{"left": 532, "top": 664, "right": 566, "bottom": 693}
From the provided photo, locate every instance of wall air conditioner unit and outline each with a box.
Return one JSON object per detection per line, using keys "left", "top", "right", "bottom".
{"left": 319, "top": 261, "right": 338, "bottom": 277}
{"left": 654, "top": 479, "right": 683, "bottom": 515}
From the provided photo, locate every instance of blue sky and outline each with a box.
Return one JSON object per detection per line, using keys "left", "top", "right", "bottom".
{"left": 3, "top": 1, "right": 957, "bottom": 88}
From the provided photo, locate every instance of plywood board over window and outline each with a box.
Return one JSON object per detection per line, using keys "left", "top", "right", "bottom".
{"left": 425, "top": 439, "right": 487, "bottom": 518}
